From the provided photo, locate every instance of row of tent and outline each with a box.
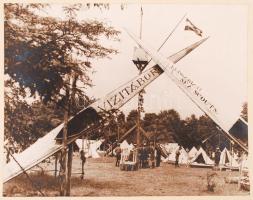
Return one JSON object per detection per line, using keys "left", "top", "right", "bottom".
{"left": 5, "top": 139, "right": 244, "bottom": 168}
{"left": 5, "top": 139, "right": 132, "bottom": 164}
{"left": 114, "top": 141, "right": 239, "bottom": 169}
{"left": 75, "top": 139, "right": 135, "bottom": 158}
{"left": 75, "top": 139, "right": 105, "bottom": 158}
{"left": 160, "top": 143, "right": 246, "bottom": 169}
{"left": 74, "top": 139, "right": 136, "bottom": 158}
{"left": 112, "top": 141, "right": 246, "bottom": 170}
{"left": 4, "top": 139, "right": 106, "bottom": 163}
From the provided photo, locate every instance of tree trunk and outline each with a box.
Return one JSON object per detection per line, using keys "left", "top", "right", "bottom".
{"left": 59, "top": 106, "right": 68, "bottom": 196}
{"left": 66, "top": 143, "right": 73, "bottom": 196}
{"left": 59, "top": 89, "right": 70, "bottom": 196}
{"left": 66, "top": 73, "right": 78, "bottom": 195}
{"left": 59, "top": 73, "right": 78, "bottom": 196}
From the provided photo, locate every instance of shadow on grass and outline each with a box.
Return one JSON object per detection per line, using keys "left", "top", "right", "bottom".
{"left": 71, "top": 176, "right": 129, "bottom": 189}
{"left": 4, "top": 172, "right": 59, "bottom": 196}
{"left": 4, "top": 171, "right": 129, "bottom": 197}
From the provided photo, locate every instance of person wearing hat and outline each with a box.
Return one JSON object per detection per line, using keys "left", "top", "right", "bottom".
{"left": 115, "top": 143, "right": 122, "bottom": 167}
{"left": 214, "top": 147, "right": 221, "bottom": 168}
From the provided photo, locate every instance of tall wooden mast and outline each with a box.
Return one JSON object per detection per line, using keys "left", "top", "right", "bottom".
{"left": 132, "top": 6, "right": 148, "bottom": 149}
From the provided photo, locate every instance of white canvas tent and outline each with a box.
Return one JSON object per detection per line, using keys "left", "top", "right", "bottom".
{"left": 163, "top": 143, "right": 179, "bottom": 154}
{"left": 3, "top": 124, "right": 63, "bottom": 183}
{"left": 160, "top": 143, "right": 178, "bottom": 162}
{"left": 179, "top": 147, "right": 189, "bottom": 164}
{"left": 119, "top": 140, "right": 134, "bottom": 165}
{"left": 120, "top": 140, "right": 133, "bottom": 152}
{"left": 219, "top": 147, "right": 239, "bottom": 168}
{"left": 188, "top": 146, "right": 198, "bottom": 159}
{"left": 163, "top": 146, "right": 189, "bottom": 164}
{"left": 190, "top": 147, "right": 214, "bottom": 167}
{"left": 75, "top": 139, "right": 104, "bottom": 158}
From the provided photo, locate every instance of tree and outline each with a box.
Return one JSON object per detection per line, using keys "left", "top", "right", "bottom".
{"left": 241, "top": 102, "right": 247, "bottom": 122}
{"left": 4, "top": 3, "right": 119, "bottom": 145}
{"left": 116, "top": 111, "right": 126, "bottom": 139}
{"left": 5, "top": 4, "right": 119, "bottom": 104}
{"left": 4, "top": 79, "right": 33, "bottom": 151}
{"left": 155, "top": 109, "right": 182, "bottom": 143}
{"left": 143, "top": 113, "right": 158, "bottom": 140}
{"left": 124, "top": 110, "right": 138, "bottom": 143}
{"left": 4, "top": 3, "right": 120, "bottom": 196}
{"left": 126, "top": 110, "right": 138, "bottom": 128}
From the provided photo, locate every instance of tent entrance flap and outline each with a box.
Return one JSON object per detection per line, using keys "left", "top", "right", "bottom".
{"left": 195, "top": 154, "right": 206, "bottom": 164}
{"left": 56, "top": 107, "right": 101, "bottom": 140}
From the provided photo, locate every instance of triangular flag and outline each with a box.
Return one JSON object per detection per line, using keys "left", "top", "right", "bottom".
{"left": 185, "top": 18, "right": 203, "bottom": 37}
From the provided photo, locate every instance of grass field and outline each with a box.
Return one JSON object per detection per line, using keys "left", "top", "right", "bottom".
{"left": 3, "top": 155, "right": 250, "bottom": 196}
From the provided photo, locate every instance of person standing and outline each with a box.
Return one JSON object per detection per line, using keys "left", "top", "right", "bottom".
{"left": 115, "top": 144, "right": 122, "bottom": 167}
{"left": 149, "top": 144, "right": 155, "bottom": 168}
{"left": 80, "top": 150, "right": 86, "bottom": 179}
{"left": 214, "top": 147, "right": 221, "bottom": 168}
{"left": 156, "top": 147, "right": 161, "bottom": 167}
{"left": 142, "top": 144, "right": 148, "bottom": 168}
{"left": 138, "top": 145, "right": 144, "bottom": 168}
{"left": 175, "top": 146, "right": 181, "bottom": 168}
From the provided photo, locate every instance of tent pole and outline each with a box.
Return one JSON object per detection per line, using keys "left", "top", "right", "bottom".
{"left": 54, "top": 153, "right": 58, "bottom": 178}
{"left": 106, "top": 124, "right": 137, "bottom": 155}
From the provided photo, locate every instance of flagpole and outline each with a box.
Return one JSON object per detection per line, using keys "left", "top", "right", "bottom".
{"left": 140, "top": 5, "right": 143, "bottom": 39}
{"left": 147, "top": 13, "right": 187, "bottom": 65}
{"left": 157, "top": 13, "right": 187, "bottom": 51}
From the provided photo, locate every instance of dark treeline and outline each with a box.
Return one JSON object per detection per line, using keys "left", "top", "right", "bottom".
{"left": 5, "top": 96, "right": 247, "bottom": 153}
{"left": 104, "top": 109, "right": 229, "bottom": 151}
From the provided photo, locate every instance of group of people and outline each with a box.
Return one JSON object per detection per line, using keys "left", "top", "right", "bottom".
{"left": 114, "top": 142, "right": 162, "bottom": 169}
{"left": 138, "top": 143, "right": 161, "bottom": 168}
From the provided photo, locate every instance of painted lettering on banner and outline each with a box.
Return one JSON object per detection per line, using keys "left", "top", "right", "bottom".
{"left": 97, "top": 67, "right": 161, "bottom": 111}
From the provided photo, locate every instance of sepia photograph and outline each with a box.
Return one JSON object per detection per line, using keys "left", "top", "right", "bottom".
{"left": 3, "top": 2, "right": 250, "bottom": 197}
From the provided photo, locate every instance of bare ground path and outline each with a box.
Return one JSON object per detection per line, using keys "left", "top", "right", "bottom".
{"left": 3, "top": 156, "right": 249, "bottom": 196}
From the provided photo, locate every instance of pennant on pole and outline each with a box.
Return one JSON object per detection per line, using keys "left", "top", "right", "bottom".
{"left": 185, "top": 18, "right": 203, "bottom": 37}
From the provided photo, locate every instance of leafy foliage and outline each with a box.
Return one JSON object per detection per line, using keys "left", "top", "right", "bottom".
{"left": 4, "top": 3, "right": 120, "bottom": 150}
{"left": 5, "top": 3, "right": 119, "bottom": 104}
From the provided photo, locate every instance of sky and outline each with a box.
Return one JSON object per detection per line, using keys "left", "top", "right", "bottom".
{"left": 43, "top": 3, "right": 247, "bottom": 129}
